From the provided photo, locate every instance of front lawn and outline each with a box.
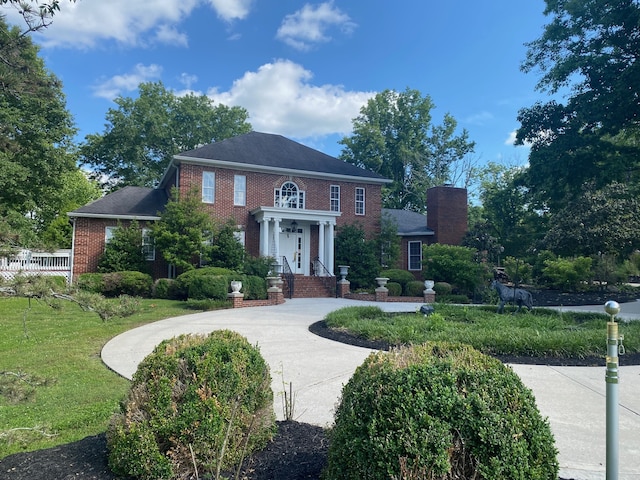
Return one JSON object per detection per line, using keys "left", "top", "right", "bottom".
{"left": 0, "top": 297, "right": 205, "bottom": 458}
{"left": 325, "top": 304, "right": 640, "bottom": 359}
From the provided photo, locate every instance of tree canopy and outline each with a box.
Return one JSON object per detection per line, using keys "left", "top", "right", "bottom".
{"left": 79, "top": 82, "right": 252, "bottom": 190}
{"left": 516, "top": 0, "right": 640, "bottom": 208}
{"left": 0, "top": 16, "right": 77, "bottom": 247}
{"left": 339, "top": 88, "right": 474, "bottom": 213}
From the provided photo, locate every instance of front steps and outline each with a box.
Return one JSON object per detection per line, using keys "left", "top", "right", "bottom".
{"left": 282, "top": 275, "right": 335, "bottom": 298}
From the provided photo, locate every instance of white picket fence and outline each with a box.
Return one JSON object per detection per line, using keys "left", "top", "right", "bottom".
{"left": 0, "top": 249, "right": 72, "bottom": 283}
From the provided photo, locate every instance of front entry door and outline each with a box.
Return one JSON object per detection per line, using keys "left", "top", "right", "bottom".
{"left": 280, "top": 228, "right": 304, "bottom": 274}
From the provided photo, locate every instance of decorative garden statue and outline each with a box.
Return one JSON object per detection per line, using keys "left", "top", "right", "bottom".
{"left": 491, "top": 280, "right": 533, "bottom": 313}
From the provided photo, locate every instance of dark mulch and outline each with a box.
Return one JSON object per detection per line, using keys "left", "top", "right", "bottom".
{"left": 2, "top": 290, "right": 637, "bottom": 480}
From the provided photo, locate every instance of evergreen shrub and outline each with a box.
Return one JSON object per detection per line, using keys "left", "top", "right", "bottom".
{"left": 404, "top": 280, "right": 425, "bottom": 297}
{"left": 386, "top": 281, "right": 402, "bottom": 296}
{"left": 379, "top": 269, "right": 415, "bottom": 288}
{"left": 102, "top": 271, "right": 153, "bottom": 297}
{"left": 76, "top": 273, "right": 104, "bottom": 294}
{"left": 173, "top": 267, "right": 236, "bottom": 299}
{"left": 433, "top": 281, "right": 452, "bottom": 296}
{"left": 325, "top": 342, "right": 558, "bottom": 480}
{"left": 107, "top": 330, "right": 275, "bottom": 480}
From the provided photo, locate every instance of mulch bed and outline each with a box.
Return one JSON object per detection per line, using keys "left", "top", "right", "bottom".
{"left": 2, "top": 290, "right": 637, "bottom": 480}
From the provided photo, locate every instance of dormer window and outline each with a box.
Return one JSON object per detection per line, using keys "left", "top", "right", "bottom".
{"left": 275, "top": 181, "right": 305, "bottom": 209}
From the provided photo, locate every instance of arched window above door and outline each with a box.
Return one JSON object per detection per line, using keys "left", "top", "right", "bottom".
{"left": 275, "top": 181, "right": 305, "bottom": 209}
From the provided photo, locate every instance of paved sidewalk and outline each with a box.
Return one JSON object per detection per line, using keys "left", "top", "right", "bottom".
{"left": 101, "top": 298, "right": 640, "bottom": 480}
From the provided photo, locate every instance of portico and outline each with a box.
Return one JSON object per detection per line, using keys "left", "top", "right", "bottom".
{"left": 252, "top": 207, "right": 340, "bottom": 276}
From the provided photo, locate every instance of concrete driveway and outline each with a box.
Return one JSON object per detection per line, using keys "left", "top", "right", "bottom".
{"left": 102, "top": 298, "right": 640, "bottom": 480}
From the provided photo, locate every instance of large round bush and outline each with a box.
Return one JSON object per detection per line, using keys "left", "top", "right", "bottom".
{"left": 324, "top": 342, "right": 558, "bottom": 480}
{"left": 107, "top": 330, "right": 275, "bottom": 480}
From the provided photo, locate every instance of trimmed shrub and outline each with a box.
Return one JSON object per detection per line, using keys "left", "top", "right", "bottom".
{"left": 107, "top": 330, "right": 275, "bottom": 480}
{"left": 404, "top": 280, "right": 425, "bottom": 297}
{"left": 433, "top": 281, "right": 452, "bottom": 296}
{"left": 386, "top": 281, "right": 402, "bottom": 296}
{"left": 242, "top": 275, "right": 267, "bottom": 300}
{"left": 174, "top": 267, "right": 236, "bottom": 300}
{"left": 422, "top": 244, "right": 489, "bottom": 294}
{"left": 102, "top": 271, "right": 153, "bottom": 297}
{"left": 325, "top": 342, "right": 558, "bottom": 480}
{"left": 379, "top": 269, "right": 415, "bottom": 288}
{"left": 188, "top": 275, "right": 228, "bottom": 300}
{"left": 152, "top": 278, "right": 174, "bottom": 299}
{"left": 541, "top": 256, "right": 592, "bottom": 292}
{"left": 76, "top": 273, "right": 104, "bottom": 294}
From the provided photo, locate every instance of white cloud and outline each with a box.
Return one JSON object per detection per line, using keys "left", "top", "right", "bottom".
{"left": 207, "top": 59, "right": 374, "bottom": 138}
{"left": 207, "top": 0, "right": 253, "bottom": 21}
{"left": 2, "top": 0, "right": 253, "bottom": 49}
{"left": 505, "top": 129, "right": 532, "bottom": 148}
{"left": 179, "top": 73, "right": 199, "bottom": 89}
{"left": 464, "top": 111, "right": 494, "bottom": 126}
{"left": 93, "top": 64, "right": 163, "bottom": 100}
{"left": 276, "top": 1, "right": 357, "bottom": 51}
{"left": 154, "top": 24, "right": 189, "bottom": 47}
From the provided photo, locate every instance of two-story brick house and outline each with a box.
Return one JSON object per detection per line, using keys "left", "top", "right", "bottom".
{"left": 69, "top": 132, "right": 390, "bottom": 283}
{"left": 68, "top": 131, "right": 467, "bottom": 289}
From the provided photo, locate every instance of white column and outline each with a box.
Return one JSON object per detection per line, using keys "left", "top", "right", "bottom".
{"left": 327, "top": 221, "right": 335, "bottom": 276}
{"left": 318, "top": 221, "right": 325, "bottom": 274}
{"left": 260, "top": 218, "right": 270, "bottom": 257}
{"left": 273, "top": 218, "right": 281, "bottom": 262}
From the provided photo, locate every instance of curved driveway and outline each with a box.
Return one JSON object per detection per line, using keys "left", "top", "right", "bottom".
{"left": 102, "top": 298, "right": 640, "bottom": 480}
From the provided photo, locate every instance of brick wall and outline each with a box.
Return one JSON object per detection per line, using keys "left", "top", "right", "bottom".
{"left": 426, "top": 186, "right": 468, "bottom": 246}
{"left": 178, "top": 163, "right": 384, "bottom": 254}
{"left": 71, "top": 218, "right": 166, "bottom": 281}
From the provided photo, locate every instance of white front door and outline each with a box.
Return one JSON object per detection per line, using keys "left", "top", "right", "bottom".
{"left": 280, "top": 228, "right": 304, "bottom": 274}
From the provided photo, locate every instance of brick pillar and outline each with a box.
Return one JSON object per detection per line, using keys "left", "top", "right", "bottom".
{"left": 268, "top": 288, "right": 284, "bottom": 305}
{"left": 228, "top": 292, "right": 244, "bottom": 308}
{"left": 337, "top": 280, "right": 350, "bottom": 298}
{"left": 375, "top": 287, "right": 388, "bottom": 302}
{"left": 424, "top": 292, "right": 435, "bottom": 303}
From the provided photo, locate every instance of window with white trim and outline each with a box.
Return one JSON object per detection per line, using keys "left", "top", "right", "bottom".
{"left": 355, "top": 187, "right": 365, "bottom": 215}
{"left": 275, "top": 181, "right": 305, "bottom": 209}
{"left": 234, "top": 175, "right": 246, "bottom": 206}
{"left": 105, "top": 226, "right": 117, "bottom": 243}
{"left": 408, "top": 241, "right": 422, "bottom": 271}
{"left": 202, "top": 171, "right": 215, "bottom": 203}
{"left": 330, "top": 185, "right": 340, "bottom": 212}
{"left": 142, "top": 228, "right": 155, "bottom": 261}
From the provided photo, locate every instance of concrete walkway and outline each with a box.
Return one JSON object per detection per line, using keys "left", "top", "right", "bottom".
{"left": 101, "top": 298, "right": 640, "bottom": 480}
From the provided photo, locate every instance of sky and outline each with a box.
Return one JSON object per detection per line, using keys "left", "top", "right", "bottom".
{"left": 3, "top": 0, "right": 552, "bottom": 171}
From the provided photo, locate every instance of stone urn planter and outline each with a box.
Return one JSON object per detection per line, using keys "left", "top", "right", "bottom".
{"left": 266, "top": 276, "right": 280, "bottom": 289}
{"left": 375, "top": 277, "right": 389, "bottom": 288}
{"left": 338, "top": 265, "right": 349, "bottom": 281}
{"left": 230, "top": 280, "right": 243, "bottom": 293}
{"left": 424, "top": 280, "right": 435, "bottom": 293}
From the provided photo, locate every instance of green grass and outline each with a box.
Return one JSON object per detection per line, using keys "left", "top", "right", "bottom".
{"left": 0, "top": 296, "right": 207, "bottom": 458}
{"left": 325, "top": 304, "right": 640, "bottom": 358}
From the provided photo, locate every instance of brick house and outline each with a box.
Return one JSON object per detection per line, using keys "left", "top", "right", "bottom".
{"left": 68, "top": 132, "right": 467, "bottom": 291}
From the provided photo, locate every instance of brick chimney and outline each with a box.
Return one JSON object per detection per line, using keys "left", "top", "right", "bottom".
{"left": 426, "top": 185, "right": 468, "bottom": 245}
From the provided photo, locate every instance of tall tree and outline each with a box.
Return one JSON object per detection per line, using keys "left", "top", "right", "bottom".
{"left": 0, "top": 16, "right": 77, "bottom": 247}
{"left": 516, "top": 0, "right": 640, "bottom": 208}
{"left": 339, "top": 88, "right": 474, "bottom": 213}
{"left": 151, "top": 188, "right": 216, "bottom": 274}
{"left": 80, "top": 82, "right": 252, "bottom": 190}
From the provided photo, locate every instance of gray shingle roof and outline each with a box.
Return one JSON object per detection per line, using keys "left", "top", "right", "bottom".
{"left": 173, "top": 131, "right": 389, "bottom": 183}
{"left": 382, "top": 208, "right": 434, "bottom": 237}
{"left": 68, "top": 186, "right": 167, "bottom": 218}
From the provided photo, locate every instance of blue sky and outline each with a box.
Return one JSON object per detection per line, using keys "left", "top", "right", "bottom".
{"left": 3, "top": 0, "right": 551, "bottom": 169}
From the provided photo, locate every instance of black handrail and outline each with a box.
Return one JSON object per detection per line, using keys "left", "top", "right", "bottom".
{"left": 281, "top": 256, "right": 294, "bottom": 299}
{"left": 313, "top": 257, "right": 336, "bottom": 297}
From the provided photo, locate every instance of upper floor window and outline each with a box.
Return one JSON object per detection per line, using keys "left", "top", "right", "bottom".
{"left": 355, "top": 187, "right": 365, "bottom": 215}
{"left": 275, "top": 181, "right": 305, "bottom": 209}
{"left": 330, "top": 185, "right": 340, "bottom": 212}
{"left": 234, "top": 175, "right": 246, "bottom": 206}
{"left": 202, "top": 171, "right": 215, "bottom": 203}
